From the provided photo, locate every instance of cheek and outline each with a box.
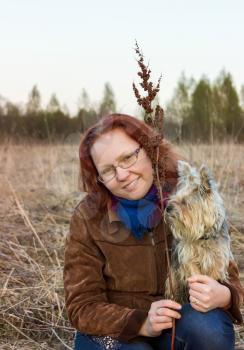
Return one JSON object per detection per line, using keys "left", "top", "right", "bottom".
{"left": 103, "top": 181, "right": 117, "bottom": 193}
{"left": 142, "top": 160, "right": 153, "bottom": 179}
{"left": 138, "top": 159, "right": 153, "bottom": 177}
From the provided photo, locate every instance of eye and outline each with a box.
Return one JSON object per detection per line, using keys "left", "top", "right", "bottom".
{"left": 121, "top": 152, "right": 135, "bottom": 166}
{"left": 124, "top": 153, "right": 134, "bottom": 160}
{"left": 101, "top": 167, "right": 113, "bottom": 175}
{"left": 182, "top": 199, "right": 187, "bottom": 205}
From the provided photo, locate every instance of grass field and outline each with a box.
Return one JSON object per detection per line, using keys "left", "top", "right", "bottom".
{"left": 0, "top": 141, "right": 243, "bottom": 349}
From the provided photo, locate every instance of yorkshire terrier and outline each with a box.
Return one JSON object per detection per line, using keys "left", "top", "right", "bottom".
{"left": 164, "top": 160, "right": 233, "bottom": 303}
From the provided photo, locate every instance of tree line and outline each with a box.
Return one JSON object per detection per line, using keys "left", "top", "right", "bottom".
{"left": 0, "top": 70, "right": 244, "bottom": 143}
{"left": 0, "top": 82, "right": 116, "bottom": 142}
{"left": 166, "top": 70, "right": 244, "bottom": 142}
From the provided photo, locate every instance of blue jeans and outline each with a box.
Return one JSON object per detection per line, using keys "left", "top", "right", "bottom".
{"left": 74, "top": 303, "right": 235, "bottom": 350}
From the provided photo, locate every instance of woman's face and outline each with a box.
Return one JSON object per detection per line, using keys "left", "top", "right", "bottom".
{"left": 91, "top": 128, "right": 154, "bottom": 200}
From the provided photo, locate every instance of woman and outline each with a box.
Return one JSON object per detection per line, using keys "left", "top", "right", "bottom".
{"left": 64, "top": 114, "right": 243, "bottom": 350}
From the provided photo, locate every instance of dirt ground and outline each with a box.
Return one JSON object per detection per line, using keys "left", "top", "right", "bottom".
{"left": 0, "top": 142, "right": 243, "bottom": 349}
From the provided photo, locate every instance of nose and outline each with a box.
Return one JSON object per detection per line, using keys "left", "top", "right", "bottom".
{"left": 115, "top": 166, "right": 130, "bottom": 181}
{"left": 166, "top": 204, "right": 173, "bottom": 213}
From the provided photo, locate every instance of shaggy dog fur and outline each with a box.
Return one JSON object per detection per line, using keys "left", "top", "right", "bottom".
{"left": 164, "top": 160, "right": 233, "bottom": 303}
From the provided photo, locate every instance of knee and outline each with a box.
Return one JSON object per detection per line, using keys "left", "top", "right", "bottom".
{"left": 176, "top": 303, "right": 235, "bottom": 349}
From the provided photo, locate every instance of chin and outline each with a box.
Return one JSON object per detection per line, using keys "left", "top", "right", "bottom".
{"left": 123, "top": 186, "right": 151, "bottom": 200}
{"left": 127, "top": 193, "right": 143, "bottom": 200}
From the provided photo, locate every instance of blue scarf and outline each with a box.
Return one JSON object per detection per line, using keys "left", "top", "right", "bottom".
{"left": 112, "top": 184, "right": 163, "bottom": 240}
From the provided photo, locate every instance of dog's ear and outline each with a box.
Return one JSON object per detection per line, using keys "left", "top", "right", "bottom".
{"left": 177, "top": 160, "right": 192, "bottom": 177}
{"left": 199, "top": 164, "right": 213, "bottom": 193}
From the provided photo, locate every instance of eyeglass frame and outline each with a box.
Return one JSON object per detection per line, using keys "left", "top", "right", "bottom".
{"left": 97, "top": 145, "right": 142, "bottom": 183}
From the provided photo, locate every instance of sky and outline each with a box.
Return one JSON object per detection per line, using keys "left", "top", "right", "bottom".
{"left": 0, "top": 0, "right": 243, "bottom": 116}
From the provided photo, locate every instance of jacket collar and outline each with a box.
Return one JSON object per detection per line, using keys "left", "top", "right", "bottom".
{"left": 107, "top": 201, "right": 120, "bottom": 223}
{"left": 105, "top": 198, "right": 121, "bottom": 235}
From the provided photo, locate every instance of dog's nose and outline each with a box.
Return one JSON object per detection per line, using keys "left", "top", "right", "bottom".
{"left": 166, "top": 204, "right": 173, "bottom": 213}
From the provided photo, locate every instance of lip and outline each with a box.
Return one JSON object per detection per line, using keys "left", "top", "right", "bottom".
{"left": 123, "top": 176, "right": 140, "bottom": 190}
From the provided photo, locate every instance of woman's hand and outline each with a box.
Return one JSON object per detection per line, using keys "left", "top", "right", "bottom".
{"left": 187, "top": 274, "right": 232, "bottom": 312}
{"left": 139, "top": 300, "right": 182, "bottom": 337}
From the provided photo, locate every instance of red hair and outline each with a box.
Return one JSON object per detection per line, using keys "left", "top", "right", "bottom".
{"left": 79, "top": 114, "right": 182, "bottom": 210}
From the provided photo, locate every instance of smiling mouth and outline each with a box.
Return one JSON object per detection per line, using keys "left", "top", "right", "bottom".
{"left": 123, "top": 176, "right": 140, "bottom": 190}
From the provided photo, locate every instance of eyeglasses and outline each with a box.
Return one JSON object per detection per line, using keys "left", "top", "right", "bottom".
{"left": 97, "top": 146, "right": 142, "bottom": 183}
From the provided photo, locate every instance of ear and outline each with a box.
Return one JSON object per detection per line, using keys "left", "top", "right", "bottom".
{"left": 199, "top": 164, "right": 213, "bottom": 192}
{"left": 177, "top": 160, "right": 192, "bottom": 177}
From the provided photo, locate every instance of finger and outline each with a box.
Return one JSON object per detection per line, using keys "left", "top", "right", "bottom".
{"left": 154, "top": 322, "right": 173, "bottom": 331}
{"left": 189, "top": 295, "right": 209, "bottom": 310}
{"left": 157, "top": 307, "right": 182, "bottom": 319}
{"left": 187, "top": 274, "right": 211, "bottom": 284}
{"left": 155, "top": 322, "right": 173, "bottom": 331}
{"left": 190, "top": 301, "right": 203, "bottom": 311}
{"left": 150, "top": 315, "right": 173, "bottom": 323}
{"left": 190, "top": 293, "right": 211, "bottom": 310}
{"left": 162, "top": 322, "right": 173, "bottom": 330}
{"left": 188, "top": 282, "right": 211, "bottom": 294}
{"left": 189, "top": 295, "right": 202, "bottom": 306}
{"left": 190, "top": 301, "right": 208, "bottom": 313}
{"left": 189, "top": 289, "right": 206, "bottom": 302}
{"left": 154, "top": 300, "right": 182, "bottom": 310}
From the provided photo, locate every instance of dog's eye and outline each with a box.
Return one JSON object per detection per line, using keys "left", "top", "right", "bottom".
{"left": 182, "top": 199, "right": 187, "bottom": 205}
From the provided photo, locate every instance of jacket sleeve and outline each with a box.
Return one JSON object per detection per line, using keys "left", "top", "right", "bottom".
{"left": 63, "top": 209, "right": 148, "bottom": 342}
{"left": 221, "top": 259, "right": 244, "bottom": 325}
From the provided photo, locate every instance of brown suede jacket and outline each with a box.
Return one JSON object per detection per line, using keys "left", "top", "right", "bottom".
{"left": 64, "top": 195, "right": 244, "bottom": 343}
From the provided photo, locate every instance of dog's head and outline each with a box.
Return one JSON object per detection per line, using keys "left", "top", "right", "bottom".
{"left": 165, "top": 160, "right": 226, "bottom": 241}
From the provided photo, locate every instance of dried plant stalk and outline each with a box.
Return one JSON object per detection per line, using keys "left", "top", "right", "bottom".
{"left": 133, "top": 41, "right": 164, "bottom": 136}
{"left": 133, "top": 41, "right": 175, "bottom": 350}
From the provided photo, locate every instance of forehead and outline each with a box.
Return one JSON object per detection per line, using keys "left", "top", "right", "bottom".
{"left": 91, "top": 128, "right": 139, "bottom": 167}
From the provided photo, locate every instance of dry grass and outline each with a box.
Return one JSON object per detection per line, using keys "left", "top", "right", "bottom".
{"left": 0, "top": 141, "right": 243, "bottom": 349}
